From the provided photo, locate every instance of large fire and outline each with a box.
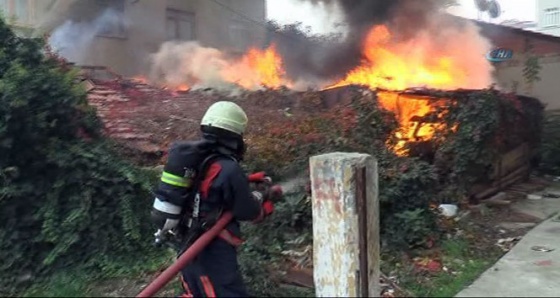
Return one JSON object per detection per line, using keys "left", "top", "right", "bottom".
{"left": 329, "top": 25, "right": 472, "bottom": 91}
{"left": 151, "top": 24, "right": 490, "bottom": 155}
{"left": 326, "top": 24, "right": 480, "bottom": 155}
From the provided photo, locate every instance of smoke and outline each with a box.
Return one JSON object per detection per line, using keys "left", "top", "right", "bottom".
{"left": 279, "top": 176, "right": 308, "bottom": 195}
{"left": 149, "top": 41, "right": 252, "bottom": 94}
{"left": 48, "top": 9, "right": 124, "bottom": 64}
{"left": 147, "top": 0, "right": 493, "bottom": 91}
{"left": 270, "top": 0, "right": 493, "bottom": 87}
{"left": 421, "top": 16, "right": 494, "bottom": 89}
{"left": 149, "top": 41, "right": 231, "bottom": 89}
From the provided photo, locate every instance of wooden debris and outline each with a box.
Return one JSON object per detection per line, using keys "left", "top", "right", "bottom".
{"left": 483, "top": 192, "right": 512, "bottom": 206}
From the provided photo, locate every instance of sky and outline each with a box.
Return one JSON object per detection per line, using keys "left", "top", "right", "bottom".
{"left": 266, "top": 0, "right": 537, "bottom": 35}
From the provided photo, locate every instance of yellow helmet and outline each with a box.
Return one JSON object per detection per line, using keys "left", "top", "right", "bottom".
{"left": 200, "top": 101, "right": 248, "bottom": 136}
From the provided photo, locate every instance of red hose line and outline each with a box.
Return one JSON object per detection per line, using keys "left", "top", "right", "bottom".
{"left": 136, "top": 212, "right": 234, "bottom": 298}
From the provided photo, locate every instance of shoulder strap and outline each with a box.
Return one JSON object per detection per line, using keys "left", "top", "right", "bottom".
{"left": 188, "top": 152, "right": 229, "bottom": 226}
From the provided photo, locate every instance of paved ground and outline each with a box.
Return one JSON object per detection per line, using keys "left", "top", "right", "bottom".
{"left": 456, "top": 184, "right": 560, "bottom": 297}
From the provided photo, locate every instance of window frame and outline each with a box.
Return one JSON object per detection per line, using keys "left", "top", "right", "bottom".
{"left": 0, "top": 0, "right": 35, "bottom": 26}
{"left": 94, "top": 0, "right": 127, "bottom": 39}
{"left": 165, "top": 8, "right": 196, "bottom": 41}
{"left": 543, "top": 7, "right": 560, "bottom": 28}
{"left": 228, "top": 19, "right": 253, "bottom": 51}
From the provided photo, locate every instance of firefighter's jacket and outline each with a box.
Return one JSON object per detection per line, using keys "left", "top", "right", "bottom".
{"left": 154, "top": 140, "right": 264, "bottom": 246}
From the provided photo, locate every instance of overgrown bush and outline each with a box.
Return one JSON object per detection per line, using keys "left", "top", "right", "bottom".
{"left": 239, "top": 87, "right": 543, "bottom": 295}
{"left": 239, "top": 194, "right": 314, "bottom": 297}
{"left": 436, "top": 91, "right": 543, "bottom": 194}
{"left": 538, "top": 112, "right": 560, "bottom": 175}
{"left": 0, "top": 18, "right": 157, "bottom": 293}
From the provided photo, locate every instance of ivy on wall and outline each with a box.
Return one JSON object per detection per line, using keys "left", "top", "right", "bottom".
{"left": 522, "top": 37, "right": 542, "bottom": 94}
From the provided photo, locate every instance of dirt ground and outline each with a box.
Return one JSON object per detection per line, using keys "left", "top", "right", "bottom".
{"left": 379, "top": 177, "right": 551, "bottom": 297}
{"left": 88, "top": 177, "right": 550, "bottom": 298}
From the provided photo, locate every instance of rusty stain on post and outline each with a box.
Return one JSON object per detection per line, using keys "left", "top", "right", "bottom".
{"left": 355, "top": 166, "right": 369, "bottom": 297}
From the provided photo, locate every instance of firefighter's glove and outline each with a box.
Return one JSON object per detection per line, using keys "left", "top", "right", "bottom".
{"left": 252, "top": 190, "right": 275, "bottom": 217}
{"left": 248, "top": 171, "right": 271, "bottom": 183}
{"left": 248, "top": 172, "right": 273, "bottom": 192}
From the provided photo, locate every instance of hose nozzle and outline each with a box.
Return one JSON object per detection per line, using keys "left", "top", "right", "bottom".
{"left": 269, "top": 184, "right": 283, "bottom": 202}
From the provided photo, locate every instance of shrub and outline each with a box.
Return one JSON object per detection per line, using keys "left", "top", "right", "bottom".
{"left": 242, "top": 88, "right": 543, "bottom": 253}
{"left": 538, "top": 112, "right": 560, "bottom": 175}
{"left": 0, "top": 17, "right": 157, "bottom": 292}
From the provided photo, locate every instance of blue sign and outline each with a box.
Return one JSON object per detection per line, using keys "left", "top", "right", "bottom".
{"left": 486, "top": 48, "right": 514, "bottom": 62}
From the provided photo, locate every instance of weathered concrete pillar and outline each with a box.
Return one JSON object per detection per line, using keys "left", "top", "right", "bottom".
{"left": 310, "top": 152, "right": 380, "bottom": 297}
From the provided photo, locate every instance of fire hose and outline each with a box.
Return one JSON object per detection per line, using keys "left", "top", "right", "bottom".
{"left": 137, "top": 173, "right": 283, "bottom": 298}
{"left": 137, "top": 211, "right": 234, "bottom": 298}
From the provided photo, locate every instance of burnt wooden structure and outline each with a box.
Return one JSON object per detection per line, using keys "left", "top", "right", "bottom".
{"left": 318, "top": 86, "right": 545, "bottom": 201}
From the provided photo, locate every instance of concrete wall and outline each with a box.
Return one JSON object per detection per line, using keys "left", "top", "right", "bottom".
{"left": 536, "top": 0, "right": 560, "bottom": 37}
{"left": 494, "top": 55, "right": 560, "bottom": 111}
{"left": 478, "top": 23, "right": 560, "bottom": 111}
{"left": 196, "top": 0, "right": 267, "bottom": 52}
{"left": 5, "top": 0, "right": 266, "bottom": 76}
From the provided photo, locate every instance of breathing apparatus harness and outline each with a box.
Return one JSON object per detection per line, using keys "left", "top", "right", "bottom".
{"left": 155, "top": 151, "right": 232, "bottom": 254}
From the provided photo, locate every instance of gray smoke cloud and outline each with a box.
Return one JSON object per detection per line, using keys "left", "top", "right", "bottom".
{"left": 48, "top": 8, "right": 124, "bottom": 64}
{"left": 269, "top": 0, "right": 465, "bottom": 83}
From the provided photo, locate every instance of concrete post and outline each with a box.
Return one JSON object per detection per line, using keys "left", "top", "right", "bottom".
{"left": 310, "top": 152, "right": 380, "bottom": 297}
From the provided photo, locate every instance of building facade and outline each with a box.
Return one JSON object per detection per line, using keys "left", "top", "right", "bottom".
{"left": 499, "top": 19, "right": 538, "bottom": 31}
{"left": 536, "top": 0, "right": 560, "bottom": 36}
{"left": 0, "top": 0, "right": 266, "bottom": 76}
{"left": 476, "top": 20, "right": 560, "bottom": 111}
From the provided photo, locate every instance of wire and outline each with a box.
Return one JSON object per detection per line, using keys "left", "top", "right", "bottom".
{"left": 208, "top": 0, "right": 269, "bottom": 29}
{"left": 207, "top": 0, "right": 336, "bottom": 47}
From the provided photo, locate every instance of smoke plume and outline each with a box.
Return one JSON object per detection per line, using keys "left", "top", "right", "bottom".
{"left": 271, "top": 0, "right": 470, "bottom": 83}
{"left": 149, "top": 41, "right": 235, "bottom": 91}
{"left": 48, "top": 9, "right": 124, "bottom": 64}
{"left": 148, "top": 0, "right": 493, "bottom": 91}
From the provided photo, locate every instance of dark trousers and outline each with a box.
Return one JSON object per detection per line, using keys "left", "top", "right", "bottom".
{"left": 177, "top": 238, "right": 249, "bottom": 297}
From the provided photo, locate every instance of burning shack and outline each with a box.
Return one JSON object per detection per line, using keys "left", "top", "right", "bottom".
{"left": 77, "top": 64, "right": 543, "bottom": 204}
{"left": 69, "top": 0, "right": 546, "bottom": 202}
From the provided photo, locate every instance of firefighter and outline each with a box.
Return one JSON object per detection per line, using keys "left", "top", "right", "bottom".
{"left": 150, "top": 101, "right": 275, "bottom": 297}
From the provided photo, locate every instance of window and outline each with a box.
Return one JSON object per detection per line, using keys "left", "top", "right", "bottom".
{"left": 543, "top": 7, "right": 560, "bottom": 27}
{"left": 14, "top": 0, "right": 27, "bottom": 22}
{"left": 166, "top": 9, "right": 195, "bottom": 41}
{"left": 0, "top": 0, "right": 7, "bottom": 12}
{"left": 95, "top": 0, "right": 126, "bottom": 38}
{"left": 0, "top": 0, "right": 34, "bottom": 25}
{"left": 229, "top": 20, "right": 252, "bottom": 51}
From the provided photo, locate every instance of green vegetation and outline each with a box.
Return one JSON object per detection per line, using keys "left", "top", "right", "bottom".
{"left": 23, "top": 270, "right": 94, "bottom": 298}
{"left": 522, "top": 38, "right": 542, "bottom": 94}
{"left": 238, "top": 88, "right": 542, "bottom": 295}
{"left": 538, "top": 112, "right": 560, "bottom": 175}
{"left": 0, "top": 12, "right": 545, "bottom": 297}
{"left": 22, "top": 250, "right": 176, "bottom": 297}
{"left": 0, "top": 17, "right": 164, "bottom": 295}
{"left": 399, "top": 237, "right": 502, "bottom": 297}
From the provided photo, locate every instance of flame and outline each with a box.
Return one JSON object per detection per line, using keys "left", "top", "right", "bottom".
{"left": 326, "top": 24, "right": 482, "bottom": 155}
{"left": 143, "top": 23, "right": 490, "bottom": 156}
{"left": 221, "top": 44, "right": 291, "bottom": 90}
{"left": 330, "top": 25, "right": 472, "bottom": 91}
{"left": 176, "top": 84, "right": 190, "bottom": 91}
{"left": 132, "top": 76, "right": 148, "bottom": 84}
{"left": 378, "top": 91, "right": 451, "bottom": 155}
